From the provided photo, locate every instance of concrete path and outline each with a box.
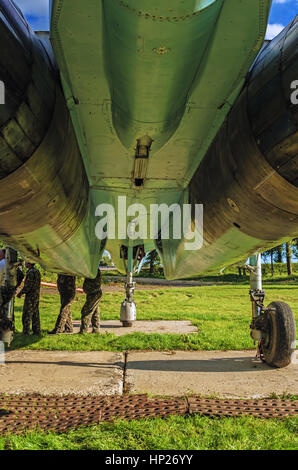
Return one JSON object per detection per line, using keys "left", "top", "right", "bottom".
{"left": 0, "top": 349, "right": 297, "bottom": 398}
{"left": 0, "top": 350, "right": 124, "bottom": 396}
{"left": 125, "top": 350, "right": 298, "bottom": 399}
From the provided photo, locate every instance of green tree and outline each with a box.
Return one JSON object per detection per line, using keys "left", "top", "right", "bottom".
{"left": 285, "top": 242, "right": 293, "bottom": 275}
{"left": 143, "top": 250, "right": 161, "bottom": 275}
{"left": 292, "top": 239, "right": 298, "bottom": 260}
{"left": 275, "top": 244, "right": 284, "bottom": 263}
{"left": 262, "top": 248, "right": 275, "bottom": 276}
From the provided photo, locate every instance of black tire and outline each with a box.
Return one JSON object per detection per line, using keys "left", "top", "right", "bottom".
{"left": 261, "top": 301, "right": 296, "bottom": 368}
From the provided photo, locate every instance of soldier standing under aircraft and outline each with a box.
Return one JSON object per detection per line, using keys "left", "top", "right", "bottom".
{"left": 79, "top": 268, "right": 102, "bottom": 334}
{"left": 0, "top": 249, "right": 24, "bottom": 339}
{"left": 49, "top": 274, "right": 76, "bottom": 335}
{"left": 17, "top": 262, "right": 41, "bottom": 336}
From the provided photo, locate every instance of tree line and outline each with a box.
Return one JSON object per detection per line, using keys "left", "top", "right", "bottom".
{"left": 262, "top": 239, "right": 298, "bottom": 276}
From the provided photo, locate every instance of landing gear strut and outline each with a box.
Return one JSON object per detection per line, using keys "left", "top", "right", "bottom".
{"left": 120, "top": 245, "right": 137, "bottom": 327}
{"left": 247, "top": 254, "right": 296, "bottom": 368}
{"left": 120, "top": 269, "right": 136, "bottom": 328}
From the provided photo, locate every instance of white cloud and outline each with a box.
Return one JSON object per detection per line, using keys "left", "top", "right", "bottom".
{"left": 13, "top": 0, "right": 49, "bottom": 18}
{"left": 265, "top": 23, "right": 285, "bottom": 39}
{"left": 272, "top": 0, "right": 298, "bottom": 5}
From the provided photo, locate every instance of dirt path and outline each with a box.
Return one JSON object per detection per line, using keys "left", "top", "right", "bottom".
{"left": 41, "top": 284, "right": 172, "bottom": 295}
{"left": 41, "top": 277, "right": 235, "bottom": 295}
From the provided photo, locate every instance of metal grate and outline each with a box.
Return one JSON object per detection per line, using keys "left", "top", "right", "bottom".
{"left": 0, "top": 394, "right": 297, "bottom": 434}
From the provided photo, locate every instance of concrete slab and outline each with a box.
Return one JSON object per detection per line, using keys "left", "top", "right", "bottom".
{"left": 0, "top": 350, "right": 124, "bottom": 396}
{"left": 126, "top": 350, "right": 298, "bottom": 398}
{"left": 72, "top": 320, "right": 198, "bottom": 336}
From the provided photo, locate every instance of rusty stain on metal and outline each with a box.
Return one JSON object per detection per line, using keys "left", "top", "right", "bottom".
{"left": 153, "top": 46, "right": 171, "bottom": 55}
{"left": 0, "top": 394, "right": 296, "bottom": 434}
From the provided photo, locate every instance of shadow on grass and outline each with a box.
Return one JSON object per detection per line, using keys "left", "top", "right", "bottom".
{"left": 8, "top": 332, "right": 44, "bottom": 350}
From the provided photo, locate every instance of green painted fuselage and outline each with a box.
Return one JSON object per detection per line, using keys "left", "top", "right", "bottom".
{"left": 50, "top": 0, "right": 272, "bottom": 277}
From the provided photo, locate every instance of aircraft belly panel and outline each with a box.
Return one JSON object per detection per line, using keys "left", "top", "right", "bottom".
{"left": 50, "top": 0, "right": 271, "bottom": 189}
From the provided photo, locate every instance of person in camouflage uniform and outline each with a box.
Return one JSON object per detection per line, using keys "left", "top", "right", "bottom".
{"left": 80, "top": 268, "right": 102, "bottom": 334}
{"left": 49, "top": 274, "right": 76, "bottom": 335}
{"left": 0, "top": 249, "right": 24, "bottom": 340}
{"left": 17, "top": 262, "right": 41, "bottom": 336}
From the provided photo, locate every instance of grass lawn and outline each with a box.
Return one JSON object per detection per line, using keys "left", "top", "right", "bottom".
{"left": 3, "top": 283, "right": 298, "bottom": 451}
{"left": 9, "top": 284, "right": 298, "bottom": 352}
{"left": 0, "top": 415, "right": 297, "bottom": 450}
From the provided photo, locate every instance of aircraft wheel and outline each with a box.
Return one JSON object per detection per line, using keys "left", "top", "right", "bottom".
{"left": 261, "top": 301, "right": 296, "bottom": 368}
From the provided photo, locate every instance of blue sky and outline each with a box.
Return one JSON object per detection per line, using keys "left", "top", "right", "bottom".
{"left": 13, "top": 0, "right": 297, "bottom": 38}
{"left": 266, "top": 0, "right": 297, "bottom": 38}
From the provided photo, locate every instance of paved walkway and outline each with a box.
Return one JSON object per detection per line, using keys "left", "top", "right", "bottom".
{"left": 0, "top": 349, "right": 297, "bottom": 399}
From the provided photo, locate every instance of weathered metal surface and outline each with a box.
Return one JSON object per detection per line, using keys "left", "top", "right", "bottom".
{"left": 164, "top": 15, "right": 298, "bottom": 279}
{"left": 187, "top": 397, "right": 298, "bottom": 419}
{"left": 248, "top": 16, "right": 298, "bottom": 185}
{"left": 0, "top": 0, "right": 99, "bottom": 276}
{"left": 0, "top": 87, "right": 88, "bottom": 238}
{"left": 50, "top": 0, "right": 271, "bottom": 186}
{"left": 0, "top": 394, "right": 296, "bottom": 434}
{"left": 0, "top": 0, "right": 55, "bottom": 175}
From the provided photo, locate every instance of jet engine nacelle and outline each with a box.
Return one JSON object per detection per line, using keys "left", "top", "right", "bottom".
{"left": 165, "top": 16, "right": 298, "bottom": 279}
{"left": 0, "top": 0, "right": 96, "bottom": 276}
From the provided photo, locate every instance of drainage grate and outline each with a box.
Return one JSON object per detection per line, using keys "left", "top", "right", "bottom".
{"left": 187, "top": 398, "right": 298, "bottom": 419}
{"left": 0, "top": 395, "right": 296, "bottom": 434}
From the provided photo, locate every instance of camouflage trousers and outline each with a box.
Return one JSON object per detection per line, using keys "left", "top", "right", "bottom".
{"left": 80, "top": 291, "right": 102, "bottom": 333}
{"left": 0, "top": 286, "right": 15, "bottom": 336}
{"left": 22, "top": 295, "right": 40, "bottom": 335}
{"left": 0, "top": 286, "right": 15, "bottom": 329}
{"left": 54, "top": 292, "right": 75, "bottom": 333}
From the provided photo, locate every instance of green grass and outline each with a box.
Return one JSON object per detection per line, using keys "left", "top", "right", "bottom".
{"left": 10, "top": 284, "right": 298, "bottom": 352}
{"left": 0, "top": 415, "right": 297, "bottom": 450}
{"left": 5, "top": 283, "right": 298, "bottom": 450}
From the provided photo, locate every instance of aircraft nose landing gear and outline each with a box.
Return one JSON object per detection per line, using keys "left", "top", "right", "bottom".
{"left": 120, "top": 244, "right": 145, "bottom": 327}
{"left": 247, "top": 254, "right": 296, "bottom": 368}
{"left": 120, "top": 271, "right": 136, "bottom": 327}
